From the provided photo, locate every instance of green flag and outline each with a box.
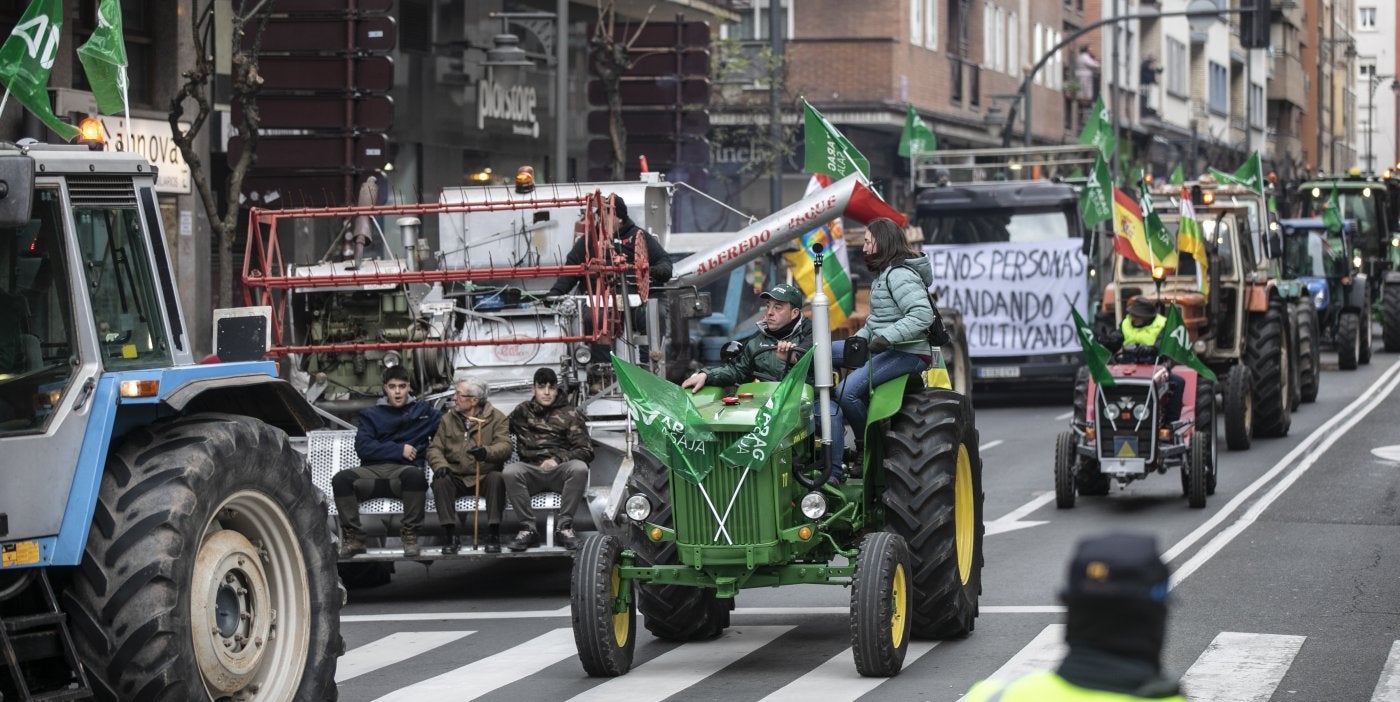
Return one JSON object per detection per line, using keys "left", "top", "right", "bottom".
{"left": 1168, "top": 163, "right": 1184, "bottom": 186}
{"left": 1139, "top": 181, "right": 1177, "bottom": 266}
{"left": 803, "top": 99, "right": 869, "bottom": 179}
{"left": 1322, "top": 184, "right": 1343, "bottom": 234}
{"left": 719, "top": 349, "right": 816, "bottom": 472}
{"left": 612, "top": 355, "right": 717, "bottom": 484}
{"left": 1078, "top": 151, "right": 1112, "bottom": 228}
{"left": 77, "top": 0, "right": 128, "bottom": 116}
{"left": 1209, "top": 151, "right": 1264, "bottom": 193}
{"left": 0, "top": 0, "right": 78, "bottom": 141}
{"left": 1070, "top": 307, "right": 1115, "bottom": 388}
{"left": 897, "top": 104, "right": 936, "bottom": 158}
{"left": 1159, "top": 305, "right": 1217, "bottom": 380}
{"left": 1077, "top": 96, "right": 1116, "bottom": 156}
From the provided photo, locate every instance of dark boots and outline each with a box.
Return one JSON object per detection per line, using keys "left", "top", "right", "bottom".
{"left": 335, "top": 496, "right": 367, "bottom": 557}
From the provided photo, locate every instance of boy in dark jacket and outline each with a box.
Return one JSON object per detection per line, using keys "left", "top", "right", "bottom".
{"left": 503, "top": 368, "right": 593, "bottom": 551}
{"left": 333, "top": 365, "right": 442, "bottom": 558}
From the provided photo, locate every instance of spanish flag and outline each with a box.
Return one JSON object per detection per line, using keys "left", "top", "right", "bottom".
{"left": 1112, "top": 186, "right": 1153, "bottom": 270}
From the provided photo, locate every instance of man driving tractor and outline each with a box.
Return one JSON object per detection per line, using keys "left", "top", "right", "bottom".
{"left": 1101, "top": 297, "right": 1186, "bottom": 426}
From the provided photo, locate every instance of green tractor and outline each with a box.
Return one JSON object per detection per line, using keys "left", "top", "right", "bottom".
{"left": 570, "top": 253, "right": 984, "bottom": 678}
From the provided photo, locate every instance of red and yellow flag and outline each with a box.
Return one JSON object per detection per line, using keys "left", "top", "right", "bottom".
{"left": 1112, "top": 187, "right": 1153, "bottom": 270}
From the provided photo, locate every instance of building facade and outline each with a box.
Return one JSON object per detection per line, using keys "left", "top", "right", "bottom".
{"left": 1351, "top": 0, "right": 1396, "bottom": 172}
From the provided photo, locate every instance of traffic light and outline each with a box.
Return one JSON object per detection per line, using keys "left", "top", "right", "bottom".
{"left": 1240, "top": 0, "right": 1272, "bottom": 50}
{"left": 586, "top": 21, "right": 711, "bottom": 181}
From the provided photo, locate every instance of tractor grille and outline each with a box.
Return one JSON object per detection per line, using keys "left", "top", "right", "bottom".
{"left": 1096, "top": 383, "right": 1157, "bottom": 461}
{"left": 669, "top": 433, "right": 778, "bottom": 547}
{"left": 67, "top": 175, "right": 138, "bottom": 208}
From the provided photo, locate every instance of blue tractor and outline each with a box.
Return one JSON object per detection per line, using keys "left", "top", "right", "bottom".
{"left": 0, "top": 145, "right": 339, "bottom": 699}
{"left": 1280, "top": 218, "right": 1371, "bottom": 371}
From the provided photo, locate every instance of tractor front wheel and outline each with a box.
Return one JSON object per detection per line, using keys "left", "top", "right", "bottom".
{"left": 1246, "top": 301, "right": 1292, "bottom": 438}
{"left": 1196, "top": 379, "right": 1218, "bottom": 495}
{"left": 1185, "top": 433, "right": 1209, "bottom": 509}
{"left": 850, "top": 532, "right": 912, "bottom": 677}
{"left": 1054, "top": 431, "right": 1077, "bottom": 509}
{"left": 883, "top": 389, "right": 983, "bottom": 639}
{"left": 571, "top": 534, "right": 636, "bottom": 677}
{"left": 1338, "top": 311, "right": 1362, "bottom": 370}
{"left": 1223, "top": 364, "right": 1253, "bottom": 451}
{"left": 64, "top": 414, "right": 340, "bottom": 702}
{"left": 1295, "top": 304, "right": 1320, "bottom": 403}
{"left": 1383, "top": 283, "right": 1400, "bottom": 352}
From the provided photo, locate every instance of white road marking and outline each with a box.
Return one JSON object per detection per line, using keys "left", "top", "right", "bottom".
{"left": 337, "top": 631, "right": 474, "bottom": 683}
{"left": 566, "top": 626, "right": 793, "bottom": 702}
{"left": 976, "top": 624, "right": 1066, "bottom": 685}
{"left": 343, "top": 606, "right": 572, "bottom": 623}
{"left": 1055, "top": 411, "right": 1073, "bottom": 420}
{"left": 1371, "top": 641, "right": 1400, "bottom": 702}
{"left": 1179, "top": 632, "right": 1304, "bottom": 702}
{"left": 1371, "top": 445, "right": 1400, "bottom": 463}
{"left": 343, "top": 604, "right": 1065, "bottom": 623}
{"left": 757, "top": 642, "right": 938, "bottom": 701}
{"left": 985, "top": 492, "right": 1055, "bottom": 536}
{"left": 979, "top": 439, "right": 1004, "bottom": 451}
{"left": 371, "top": 627, "right": 576, "bottom": 702}
{"left": 1168, "top": 360, "right": 1400, "bottom": 587}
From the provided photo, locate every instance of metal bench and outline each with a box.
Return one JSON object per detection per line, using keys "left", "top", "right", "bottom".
{"left": 307, "top": 429, "right": 565, "bottom": 547}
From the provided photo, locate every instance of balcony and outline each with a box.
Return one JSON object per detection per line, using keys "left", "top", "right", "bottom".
{"left": 1268, "top": 54, "right": 1308, "bottom": 108}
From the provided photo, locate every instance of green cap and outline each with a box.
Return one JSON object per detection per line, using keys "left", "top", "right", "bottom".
{"left": 760, "top": 283, "right": 805, "bottom": 308}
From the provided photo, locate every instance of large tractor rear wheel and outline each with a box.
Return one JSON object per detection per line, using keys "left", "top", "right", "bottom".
{"left": 1338, "top": 311, "right": 1362, "bottom": 370}
{"left": 850, "top": 532, "right": 912, "bottom": 677}
{"left": 1384, "top": 283, "right": 1400, "bottom": 352}
{"left": 1223, "top": 364, "right": 1253, "bottom": 451}
{"left": 571, "top": 534, "right": 636, "bottom": 677}
{"left": 64, "top": 414, "right": 340, "bottom": 702}
{"left": 883, "top": 389, "right": 983, "bottom": 639}
{"left": 943, "top": 310, "right": 974, "bottom": 401}
{"left": 1246, "top": 301, "right": 1292, "bottom": 438}
{"left": 1294, "top": 303, "right": 1320, "bottom": 403}
{"left": 1185, "top": 433, "right": 1209, "bottom": 509}
{"left": 625, "top": 448, "right": 729, "bottom": 641}
{"left": 1054, "top": 431, "right": 1077, "bottom": 509}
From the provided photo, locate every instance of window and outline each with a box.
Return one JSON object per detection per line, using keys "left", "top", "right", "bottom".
{"left": 1007, "top": 13, "right": 1018, "bottom": 77}
{"left": 1249, "top": 83, "right": 1264, "bottom": 128}
{"left": 925, "top": 0, "right": 938, "bottom": 50}
{"left": 912, "top": 0, "right": 923, "bottom": 45}
{"left": 1209, "top": 61, "right": 1228, "bottom": 114}
{"left": 725, "top": 1, "right": 793, "bottom": 41}
{"left": 1033, "top": 24, "right": 1043, "bottom": 85}
{"left": 984, "top": 4, "right": 994, "bottom": 68}
{"left": 1166, "top": 38, "right": 1188, "bottom": 97}
{"left": 994, "top": 7, "right": 1005, "bottom": 72}
{"left": 1359, "top": 6, "right": 1377, "bottom": 29}
{"left": 1050, "top": 31, "right": 1062, "bottom": 88}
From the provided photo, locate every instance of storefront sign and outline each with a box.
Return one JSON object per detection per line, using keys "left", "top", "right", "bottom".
{"left": 476, "top": 76, "right": 539, "bottom": 138}
{"left": 97, "top": 116, "right": 192, "bottom": 194}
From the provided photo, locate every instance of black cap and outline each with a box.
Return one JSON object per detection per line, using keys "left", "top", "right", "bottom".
{"left": 608, "top": 195, "right": 629, "bottom": 222}
{"left": 760, "top": 283, "right": 805, "bottom": 308}
{"left": 533, "top": 367, "right": 558, "bottom": 386}
{"left": 1126, "top": 297, "right": 1157, "bottom": 318}
{"left": 1061, "top": 533, "right": 1170, "bottom": 604}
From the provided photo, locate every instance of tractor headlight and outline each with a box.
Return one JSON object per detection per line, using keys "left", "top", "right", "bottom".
{"left": 1354, "top": 254, "right": 1364, "bottom": 269}
{"left": 1193, "top": 340, "right": 1207, "bottom": 354}
{"left": 382, "top": 350, "right": 402, "bottom": 368}
{"left": 1391, "top": 236, "right": 1399, "bottom": 248}
{"left": 572, "top": 343, "right": 592, "bottom": 364}
{"left": 624, "top": 495, "right": 652, "bottom": 522}
{"left": 1313, "top": 288, "right": 1327, "bottom": 309}
{"left": 800, "top": 492, "right": 828, "bottom": 520}
{"left": 1132, "top": 404, "right": 1150, "bottom": 421}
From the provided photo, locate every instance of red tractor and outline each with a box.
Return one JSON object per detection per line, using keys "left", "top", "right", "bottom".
{"left": 1056, "top": 341, "right": 1218, "bottom": 509}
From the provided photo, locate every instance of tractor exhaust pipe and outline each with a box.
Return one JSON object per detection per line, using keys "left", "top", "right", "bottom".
{"left": 810, "top": 243, "right": 836, "bottom": 479}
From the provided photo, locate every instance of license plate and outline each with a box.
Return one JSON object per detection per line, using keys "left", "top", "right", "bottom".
{"left": 977, "top": 366, "right": 1021, "bottom": 379}
{"left": 1, "top": 541, "right": 40, "bottom": 568}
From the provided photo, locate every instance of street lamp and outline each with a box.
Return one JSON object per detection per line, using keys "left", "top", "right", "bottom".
{"left": 1365, "top": 73, "right": 1395, "bottom": 172}
{"left": 483, "top": 10, "right": 568, "bottom": 184}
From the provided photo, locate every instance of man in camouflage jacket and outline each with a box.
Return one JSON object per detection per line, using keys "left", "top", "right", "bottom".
{"left": 504, "top": 367, "right": 593, "bottom": 551}
{"left": 681, "top": 283, "right": 814, "bottom": 392}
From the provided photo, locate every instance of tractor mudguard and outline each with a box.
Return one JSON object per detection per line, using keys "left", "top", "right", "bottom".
{"left": 867, "top": 374, "right": 910, "bottom": 426}
{"left": 1385, "top": 270, "right": 1400, "bottom": 284}
{"left": 1346, "top": 273, "right": 1371, "bottom": 310}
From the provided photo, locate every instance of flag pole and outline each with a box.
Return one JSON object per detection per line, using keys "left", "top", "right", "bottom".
{"left": 0, "top": 91, "right": 9, "bottom": 121}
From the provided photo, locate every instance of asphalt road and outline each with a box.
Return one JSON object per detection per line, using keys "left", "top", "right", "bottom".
{"left": 335, "top": 344, "right": 1400, "bottom": 702}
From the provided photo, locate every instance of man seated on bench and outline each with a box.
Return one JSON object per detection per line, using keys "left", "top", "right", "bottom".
{"left": 427, "top": 377, "right": 511, "bottom": 554}
{"left": 333, "top": 365, "right": 441, "bottom": 558}
{"left": 503, "top": 368, "right": 592, "bottom": 551}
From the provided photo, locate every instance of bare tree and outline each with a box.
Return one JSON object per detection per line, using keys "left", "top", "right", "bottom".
{"left": 169, "top": 1, "right": 272, "bottom": 309}
{"left": 590, "top": 0, "right": 653, "bottom": 180}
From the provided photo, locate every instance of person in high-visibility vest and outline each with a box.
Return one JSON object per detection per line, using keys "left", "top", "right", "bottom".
{"left": 963, "top": 533, "right": 1186, "bottom": 701}
{"left": 1105, "top": 297, "right": 1186, "bottom": 426}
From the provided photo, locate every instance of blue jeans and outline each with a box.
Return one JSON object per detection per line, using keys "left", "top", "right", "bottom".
{"left": 829, "top": 340, "right": 928, "bottom": 475}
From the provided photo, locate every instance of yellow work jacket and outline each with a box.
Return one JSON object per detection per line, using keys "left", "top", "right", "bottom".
{"left": 964, "top": 671, "right": 1186, "bottom": 702}
{"left": 1121, "top": 315, "right": 1167, "bottom": 348}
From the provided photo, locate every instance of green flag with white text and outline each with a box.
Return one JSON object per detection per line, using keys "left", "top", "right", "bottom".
{"left": 1210, "top": 151, "right": 1264, "bottom": 193}
{"left": 803, "top": 99, "right": 869, "bottom": 179}
{"left": 77, "top": 0, "right": 128, "bottom": 116}
{"left": 1071, "top": 307, "right": 1115, "bottom": 388}
{"left": 1139, "top": 181, "right": 1177, "bottom": 268}
{"left": 1079, "top": 151, "right": 1112, "bottom": 228}
{"left": 898, "top": 104, "right": 937, "bottom": 157}
{"left": 1077, "top": 96, "right": 1116, "bottom": 156}
{"left": 0, "top": 0, "right": 78, "bottom": 141}
{"left": 612, "top": 355, "right": 717, "bottom": 484}
{"left": 719, "top": 349, "right": 815, "bottom": 472}
{"left": 1168, "top": 163, "right": 1184, "bottom": 186}
{"left": 1322, "top": 184, "right": 1344, "bottom": 234}
{"left": 1159, "top": 305, "right": 1216, "bottom": 380}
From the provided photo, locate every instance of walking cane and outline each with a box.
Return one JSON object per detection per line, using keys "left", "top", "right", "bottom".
{"left": 466, "top": 416, "right": 487, "bottom": 551}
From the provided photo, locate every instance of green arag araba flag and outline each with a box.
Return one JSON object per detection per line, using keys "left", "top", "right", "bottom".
{"left": 1070, "top": 307, "right": 1115, "bottom": 388}
{"left": 719, "top": 349, "right": 816, "bottom": 473}
{"left": 803, "top": 99, "right": 869, "bottom": 179}
{"left": 1077, "top": 96, "right": 1116, "bottom": 156}
{"left": 612, "top": 355, "right": 717, "bottom": 484}
{"left": 1209, "top": 151, "right": 1264, "bottom": 194}
{"left": 898, "top": 104, "right": 936, "bottom": 158}
{"left": 1322, "top": 184, "right": 1344, "bottom": 234}
{"left": 1079, "top": 151, "right": 1112, "bottom": 228}
{"left": 1159, "top": 305, "right": 1216, "bottom": 380}
{"left": 78, "top": 0, "right": 129, "bottom": 116}
{"left": 0, "top": 0, "right": 78, "bottom": 141}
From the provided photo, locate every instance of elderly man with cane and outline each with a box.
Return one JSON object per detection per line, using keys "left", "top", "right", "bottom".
{"left": 427, "top": 378, "right": 511, "bottom": 553}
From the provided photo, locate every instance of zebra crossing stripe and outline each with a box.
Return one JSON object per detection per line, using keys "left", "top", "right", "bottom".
{"left": 371, "top": 627, "right": 577, "bottom": 702}
{"left": 757, "top": 642, "right": 938, "bottom": 701}
{"left": 1179, "top": 632, "right": 1304, "bottom": 702}
{"left": 336, "top": 631, "right": 475, "bottom": 683}
{"left": 1371, "top": 641, "right": 1400, "bottom": 701}
{"left": 977, "top": 624, "right": 1067, "bottom": 686}
{"left": 566, "top": 625, "right": 794, "bottom": 702}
